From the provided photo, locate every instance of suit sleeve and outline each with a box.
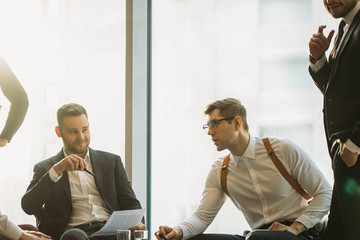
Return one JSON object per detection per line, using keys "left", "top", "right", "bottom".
{"left": 308, "top": 61, "right": 331, "bottom": 95}
{"left": 350, "top": 35, "right": 360, "bottom": 147}
{"left": 21, "top": 163, "right": 58, "bottom": 215}
{"left": 0, "top": 57, "right": 29, "bottom": 142}
{"left": 349, "top": 117, "right": 360, "bottom": 148}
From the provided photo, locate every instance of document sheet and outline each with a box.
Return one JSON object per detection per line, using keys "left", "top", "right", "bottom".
{"left": 91, "top": 209, "right": 145, "bottom": 237}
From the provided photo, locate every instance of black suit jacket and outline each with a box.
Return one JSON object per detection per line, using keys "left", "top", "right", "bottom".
{"left": 310, "top": 9, "right": 360, "bottom": 149}
{"left": 21, "top": 148, "right": 142, "bottom": 240}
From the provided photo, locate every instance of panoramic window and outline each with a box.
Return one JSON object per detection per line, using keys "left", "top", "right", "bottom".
{"left": 151, "top": 0, "right": 334, "bottom": 234}
{"left": 0, "top": 0, "right": 126, "bottom": 224}
{"left": 259, "top": 0, "right": 312, "bottom": 24}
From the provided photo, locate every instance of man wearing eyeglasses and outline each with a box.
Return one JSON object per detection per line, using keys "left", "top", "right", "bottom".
{"left": 155, "top": 98, "right": 332, "bottom": 240}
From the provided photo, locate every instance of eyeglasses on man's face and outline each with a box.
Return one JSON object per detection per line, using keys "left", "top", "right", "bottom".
{"left": 203, "top": 117, "right": 235, "bottom": 132}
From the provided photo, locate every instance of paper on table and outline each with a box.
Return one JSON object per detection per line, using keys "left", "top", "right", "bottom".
{"left": 90, "top": 209, "right": 145, "bottom": 237}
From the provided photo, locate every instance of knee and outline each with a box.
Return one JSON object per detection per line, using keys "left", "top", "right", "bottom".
{"left": 60, "top": 228, "right": 89, "bottom": 240}
{"left": 245, "top": 230, "right": 267, "bottom": 240}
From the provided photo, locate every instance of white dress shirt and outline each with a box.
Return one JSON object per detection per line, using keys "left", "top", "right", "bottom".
{"left": 177, "top": 136, "right": 332, "bottom": 239}
{"left": 0, "top": 211, "right": 22, "bottom": 240}
{"left": 49, "top": 148, "right": 111, "bottom": 228}
{"left": 309, "top": 2, "right": 360, "bottom": 154}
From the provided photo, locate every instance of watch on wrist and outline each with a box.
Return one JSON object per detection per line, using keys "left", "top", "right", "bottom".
{"left": 309, "top": 54, "right": 323, "bottom": 64}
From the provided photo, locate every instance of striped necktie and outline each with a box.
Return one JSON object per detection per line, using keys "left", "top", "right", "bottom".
{"left": 330, "top": 20, "right": 346, "bottom": 60}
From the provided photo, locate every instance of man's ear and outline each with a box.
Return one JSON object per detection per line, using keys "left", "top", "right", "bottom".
{"left": 55, "top": 126, "right": 61, "bottom": 137}
{"left": 234, "top": 116, "right": 242, "bottom": 131}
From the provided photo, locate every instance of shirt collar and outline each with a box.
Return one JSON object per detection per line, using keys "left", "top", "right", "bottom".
{"left": 343, "top": 1, "right": 360, "bottom": 26}
{"left": 231, "top": 134, "right": 256, "bottom": 167}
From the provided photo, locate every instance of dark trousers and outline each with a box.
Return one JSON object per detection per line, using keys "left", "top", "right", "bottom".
{"left": 189, "top": 231, "right": 315, "bottom": 240}
{"left": 60, "top": 221, "right": 116, "bottom": 240}
{"left": 326, "top": 142, "right": 360, "bottom": 240}
{"left": 189, "top": 222, "right": 319, "bottom": 240}
{"left": 189, "top": 234, "right": 244, "bottom": 240}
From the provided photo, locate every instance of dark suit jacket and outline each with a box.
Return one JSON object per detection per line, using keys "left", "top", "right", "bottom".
{"left": 309, "top": 9, "right": 360, "bottom": 149}
{"left": 21, "top": 148, "right": 142, "bottom": 240}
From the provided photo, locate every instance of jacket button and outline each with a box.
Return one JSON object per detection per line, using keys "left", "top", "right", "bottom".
{"left": 328, "top": 98, "right": 332, "bottom": 102}
{"left": 329, "top": 121, "right": 335, "bottom": 125}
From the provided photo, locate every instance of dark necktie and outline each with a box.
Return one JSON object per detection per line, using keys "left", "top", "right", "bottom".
{"left": 330, "top": 20, "right": 346, "bottom": 59}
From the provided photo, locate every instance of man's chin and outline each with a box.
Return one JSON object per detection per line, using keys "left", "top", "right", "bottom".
{"left": 329, "top": 5, "right": 353, "bottom": 18}
{"left": 71, "top": 147, "right": 88, "bottom": 156}
{"left": 330, "top": 12, "right": 345, "bottom": 18}
{"left": 216, "top": 146, "right": 225, "bottom": 152}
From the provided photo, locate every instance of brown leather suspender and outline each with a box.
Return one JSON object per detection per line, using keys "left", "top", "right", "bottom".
{"left": 220, "top": 138, "right": 311, "bottom": 201}
{"left": 262, "top": 137, "right": 311, "bottom": 200}
{"left": 221, "top": 154, "right": 231, "bottom": 196}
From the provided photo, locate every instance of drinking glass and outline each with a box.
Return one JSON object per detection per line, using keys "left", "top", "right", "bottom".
{"left": 134, "top": 230, "right": 148, "bottom": 240}
{"left": 116, "top": 230, "right": 131, "bottom": 240}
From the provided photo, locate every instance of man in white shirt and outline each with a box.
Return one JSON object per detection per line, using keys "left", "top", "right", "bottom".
{"left": 308, "top": 0, "right": 360, "bottom": 239}
{"left": 155, "top": 98, "right": 332, "bottom": 240}
{"left": 21, "top": 103, "right": 144, "bottom": 240}
{"left": 0, "top": 212, "right": 50, "bottom": 240}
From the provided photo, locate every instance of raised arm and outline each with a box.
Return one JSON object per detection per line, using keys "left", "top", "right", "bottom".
{"left": 0, "top": 57, "right": 29, "bottom": 146}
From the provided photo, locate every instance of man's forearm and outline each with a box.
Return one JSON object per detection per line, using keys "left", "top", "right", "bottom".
{"left": 0, "top": 82, "right": 29, "bottom": 142}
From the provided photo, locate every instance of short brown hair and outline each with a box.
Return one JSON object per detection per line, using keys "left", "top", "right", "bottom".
{"left": 204, "top": 98, "right": 249, "bottom": 131}
{"left": 57, "top": 103, "right": 88, "bottom": 128}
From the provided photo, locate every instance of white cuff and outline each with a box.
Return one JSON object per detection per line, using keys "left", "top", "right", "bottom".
{"left": 5, "top": 223, "right": 22, "bottom": 240}
{"left": 309, "top": 55, "right": 326, "bottom": 73}
{"left": 49, "top": 167, "right": 63, "bottom": 182}
{"left": 295, "top": 215, "right": 313, "bottom": 229}
{"left": 176, "top": 225, "right": 189, "bottom": 240}
{"left": 345, "top": 139, "right": 360, "bottom": 154}
{"left": 0, "top": 212, "right": 23, "bottom": 240}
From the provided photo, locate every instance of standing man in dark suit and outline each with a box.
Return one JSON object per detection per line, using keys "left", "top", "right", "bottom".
{"left": 309, "top": 0, "right": 360, "bottom": 239}
{"left": 21, "top": 103, "right": 144, "bottom": 240}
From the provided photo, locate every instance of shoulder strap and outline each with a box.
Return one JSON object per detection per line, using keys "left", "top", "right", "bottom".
{"left": 221, "top": 154, "right": 231, "bottom": 197}
{"left": 262, "top": 137, "right": 311, "bottom": 200}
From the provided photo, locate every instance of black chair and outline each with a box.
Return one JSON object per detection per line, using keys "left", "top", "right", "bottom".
{"left": 316, "top": 215, "right": 328, "bottom": 240}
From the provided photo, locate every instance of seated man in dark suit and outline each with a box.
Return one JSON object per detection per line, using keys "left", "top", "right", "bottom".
{"left": 21, "top": 103, "right": 144, "bottom": 240}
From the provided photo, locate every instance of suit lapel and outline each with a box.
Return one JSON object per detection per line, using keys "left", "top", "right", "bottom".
{"left": 57, "top": 148, "right": 104, "bottom": 204}
{"left": 60, "top": 171, "right": 71, "bottom": 202}
{"left": 89, "top": 148, "right": 104, "bottom": 195}
{"left": 326, "top": 10, "right": 360, "bottom": 92}
{"left": 53, "top": 150, "right": 72, "bottom": 203}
